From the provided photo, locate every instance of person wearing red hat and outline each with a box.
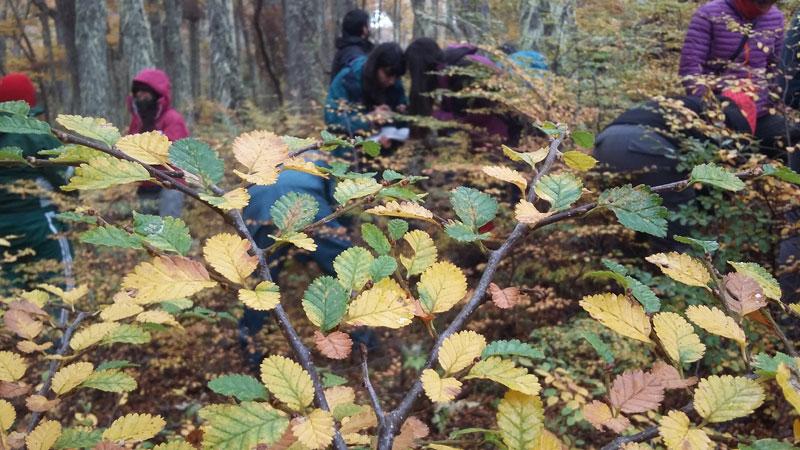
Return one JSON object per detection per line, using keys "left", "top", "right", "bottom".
{"left": 0, "top": 72, "right": 73, "bottom": 292}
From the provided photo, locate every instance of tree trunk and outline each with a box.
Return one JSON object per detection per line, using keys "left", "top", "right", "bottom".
{"left": 0, "top": 6, "right": 6, "bottom": 75}
{"left": 148, "top": 0, "right": 165, "bottom": 69}
{"left": 35, "top": 2, "right": 60, "bottom": 119}
{"left": 164, "top": 0, "right": 190, "bottom": 112}
{"left": 55, "top": 0, "right": 79, "bottom": 112}
{"left": 207, "top": 0, "right": 244, "bottom": 109}
{"left": 253, "top": 0, "right": 283, "bottom": 105}
{"left": 519, "top": 0, "right": 576, "bottom": 73}
{"left": 282, "top": 0, "right": 323, "bottom": 115}
{"left": 75, "top": 0, "right": 112, "bottom": 118}
{"left": 120, "top": 0, "right": 156, "bottom": 82}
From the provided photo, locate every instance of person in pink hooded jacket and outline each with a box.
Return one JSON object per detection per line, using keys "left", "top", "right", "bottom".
{"left": 127, "top": 68, "right": 189, "bottom": 217}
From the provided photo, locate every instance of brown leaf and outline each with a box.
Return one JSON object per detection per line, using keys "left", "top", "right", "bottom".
{"left": 724, "top": 273, "right": 767, "bottom": 315}
{"left": 339, "top": 407, "right": 377, "bottom": 434}
{"left": 25, "top": 394, "right": 61, "bottom": 412}
{"left": 8, "top": 300, "right": 48, "bottom": 317}
{"left": 3, "top": 309, "right": 43, "bottom": 340}
{"left": 17, "top": 340, "right": 53, "bottom": 354}
{"left": 7, "top": 431, "right": 26, "bottom": 449}
{"left": 314, "top": 331, "right": 353, "bottom": 360}
{"left": 488, "top": 283, "right": 523, "bottom": 309}
{"left": 0, "top": 381, "right": 30, "bottom": 398}
{"left": 392, "top": 416, "right": 429, "bottom": 450}
{"left": 581, "top": 400, "right": 630, "bottom": 433}
{"left": 265, "top": 426, "right": 298, "bottom": 450}
{"left": 649, "top": 360, "right": 697, "bottom": 390}
{"left": 609, "top": 369, "right": 665, "bottom": 414}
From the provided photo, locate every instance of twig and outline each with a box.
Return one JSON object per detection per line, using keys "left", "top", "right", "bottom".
{"left": 764, "top": 308, "right": 798, "bottom": 357}
{"left": 360, "top": 343, "right": 386, "bottom": 428}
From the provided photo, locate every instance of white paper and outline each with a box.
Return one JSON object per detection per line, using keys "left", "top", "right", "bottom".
{"left": 368, "top": 126, "right": 410, "bottom": 142}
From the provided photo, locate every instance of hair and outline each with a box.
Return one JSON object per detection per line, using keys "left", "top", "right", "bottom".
{"left": 405, "top": 38, "right": 445, "bottom": 116}
{"left": 362, "top": 42, "right": 406, "bottom": 110}
{"left": 342, "top": 9, "right": 370, "bottom": 37}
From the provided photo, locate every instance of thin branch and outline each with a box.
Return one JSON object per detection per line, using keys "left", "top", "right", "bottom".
{"left": 764, "top": 308, "right": 798, "bottom": 357}
{"left": 360, "top": 343, "right": 386, "bottom": 428}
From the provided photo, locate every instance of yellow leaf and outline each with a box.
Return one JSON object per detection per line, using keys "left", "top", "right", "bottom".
{"left": 421, "top": 369, "right": 462, "bottom": 403}
{"left": 693, "top": 375, "right": 764, "bottom": 423}
{"left": 61, "top": 156, "right": 151, "bottom": 191}
{"left": 345, "top": 433, "right": 372, "bottom": 445}
{"left": 514, "top": 200, "right": 551, "bottom": 226}
{"left": 70, "top": 322, "right": 120, "bottom": 352}
{"left": 438, "top": 330, "right": 486, "bottom": 375}
{"left": 482, "top": 165, "right": 527, "bottom": 193}
{"left": 122, "top": 255, "right": 217, "bottom": 303}
{"left": 365, "top": 201, "right": 436, "bottom": 222}
{"left": 652, "top": 312, "right": 705, "bottom": 366}
{"left": 25, "top": 395, "right": 61, "bottom": 413}
{"left": 20, "top": 289, "right": 49, "bottom": 307}
{"left": 26, "top": 419, "right": 61, "bottom": 450}
{"left": 203, "top": 233, "right": 258, "bottom": 285}
{"left": 283, "top": 157, "right": 329, "bottom": 178}
{"left": 271, "top": 231, "right": 317, "bottom": 251}
{"left": 777, "top": 363, "right": 800, "bottom": 414}
{"left": 291, "top": 409, "right": 334, "bottom": 450}
{"left": 52, "top": 362, "right": 94, "bottom": 395}
{"left": 116, "top": 131, "right": 171, "bottom": 165}
{"left": 417, "top": 261, "right": 467, "bottom": 315}
{"left": 428, "top": 446, "right": 461, "bottom": 450}
{"left": 37, "top": 284, "right": 89, "bottom": 305}
{"left": 536, "top": 430, "right": 569, "bottom": 450}
{"left": 56, "top": 115, "right": 121, "bottom": 146}
{"left": 0, "top": 351, "right": 27, "bottom": 382}
{"left": 465, "top": 357, "right": 541, "bottom": 395}
{"left": 136, "top": 310, "right": 181, "bottom": 327}
{"left": 17, "top": 340, "right": 53, "bottom": 354}
{"left": 562, "top": 150, "right": 598, "bottom": 171}
{"left": 399, "top": 230, "right": 438, "bottom": 276}
{"left": 339, "top": 408, "right": 377, "bottom": 434}
{"left": 199, "top": 188, "right": 251, "bottom": 211}
{"left": 239, "top": 281, "right": 281, "bottom": 311}
{"left": 579, "top": 293, "right": 652, "bottom": 343}
{"left": 324, "top": 386, "right": 355, "bottom": 410}
{"left": 496, "top": 390, "right": 544, "bottom": 450}
{"left": 232, "top": 130, "right": 288, "bottom": 185}
{"left": 502, "top": 144, "right": 548, "bottom": 169}
{"left": 4, "top": 309, "right": 43, "bottom": 340}
{"left": 345, "top": 285, "right": 414, "bottom": 329}
{"left": 103, "top": 413, "right": 166, "bottom": 442}
{"left": 0, "top": 399, "right": 14, "bottom": 431}
{"left": 260, "top": 355, "right": 314, "bottom": 411}
{"left": 658, "top": 410, "right": 711, "bottom": 450}
{"left": 646, "top": 252, "right": 710, "bottom": 288}
{"left": 100, "top": 301, "right": 144, "bottom": 322}
{"left": 685, "top": 305, "right": 745, "bottom": 344}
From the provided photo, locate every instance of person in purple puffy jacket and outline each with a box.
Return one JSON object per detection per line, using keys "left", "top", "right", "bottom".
{"left": 679, "top": 0, "right": 799, "bottom": 172}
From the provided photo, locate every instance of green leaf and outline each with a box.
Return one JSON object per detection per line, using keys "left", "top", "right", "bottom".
{"left": 333, "top": 178, "right": 382, "bottom": 204}
{"left": 322, "top": 372, "right": 348, "bottom": 387}
{"left": 534, "top": 173, "right": 582, "bottom": 211}
{"left": 361, "top": 140, "right": 381, "bottom": 157}
{"left": 54, "top": 212, "right": 96, "bottom": 226}
{"left": 333, "top": 247, "right": 374, "bottom": 292}
{"left": 625, "top": 276, "right": 661, "bottom": 313}
{"left": 208, "top": 374, "right": 269, "bottom": 401}
{"left": 39, "top": 144, "right": 107, "bottom": 163}
{"left": 56, "top": 115, "right": 121, "bottom": 147}
{"left": 728, "top": 261, "right": 781, "bottom": 300}
{"left": 740, "top": 439, "right": 798, "bottom": 450}
{"left": 597, "top": 184, "right": 668, "bottom": 238}
{"left": 602, "top": 258, "right": 628, "bottom": 275}
{"left": 370, "top": 255, "right": 398, "bottom": 281}
{"left": 383, "top": 169, "right": 405, "bottom": 181}
{"left": 689, "top": 163, "right": 745, "bottom": 191}
{"left": 96, "top": 360, "right": 137, "bottom": 371}
{"left": 160, "top": 298, "right": 194, "bottom": 313}
{"left": 199, "top": 402, "right": 289, "bottom": 449}
{"left": 302, "top": 276, "right": 349, "bottom": 332}
{"left": 674, "top": 235, "right": 720, "bottom": 254}
{"left": 0, "top": 146, "right": 24, "bottom": 162}
{"left": 54, "top": 427, "right": 103, "bottom": 449}
{"left": 752, "top": 352, "right": 798, "bottom": 378}
{"left": 482, "top": 339, "right": 544, "bottom": 360}
{"left": 169, "top": 138, "right": 224, "bottom": 185}
{"left": 80, "top": 369, "right": 137, "bottom": 392}
{"left": 572, "top": 130, "right": 595, "bottom": 148}
{"left": 62, "top": 157, "right": 150, "bottom": 191}
{"left": 562, "top": 151, "right": 597, "bottom": 171}
{"left": 379, "top": 186, "right": 425, "bottom": 203}
{"left": 332, "top": 403, "right": 364, "bottom": 421}
{"left": 321, "top": 130, "right": 348, "bottom": 148}
{"left": 269, "top": 192, "right": 319, "bottom": 234}
{"left": 79, "top": 226, "right": 143, "bottom": 250}
{"left": 0, "top": 114, "right": 51, "bottom": 135}
{"left": 361, "top": 223, "right": 391, "bottom": 255}
{"left": 763, "top": 164, "right": 800, "bottom": 185}
{"left": 579, "top": 331, "right": 614, "bottom": 364}
{"left": 387, "top": 219, "right": 409, "bottom": 241}
{"left": 133, "top": 212, "right": 192, "bottom": 255}
{"left": 101, "top": 324, "right": 151, "bottom": 345}
{"left": 451, "top": 186, "right": 498, "bottom": 228}
{"left": 0, "top": 100, "right": 30, "bottom": 116}
{"left": 282, "top": 135, "right": 316, "bottom": 151}
{"left": 445, "top": 221, "right": 491, "bottom": 242}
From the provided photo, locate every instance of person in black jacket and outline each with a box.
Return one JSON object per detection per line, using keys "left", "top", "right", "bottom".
{"left": 330, "top": 9, "right": 374, "bottom": 83}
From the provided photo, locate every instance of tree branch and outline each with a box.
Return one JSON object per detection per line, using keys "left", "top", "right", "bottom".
{"left": 360, "top": 343, "right": 386, "bottom": 428}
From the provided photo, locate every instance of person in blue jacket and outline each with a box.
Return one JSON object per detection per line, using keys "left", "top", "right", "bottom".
{"left": 324, "top": 42, "right": 408, "bottom": 139}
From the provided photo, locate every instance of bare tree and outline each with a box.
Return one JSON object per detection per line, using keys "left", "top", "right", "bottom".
{"left": 75, "top": 0, "right": 112, "bottom": 118}
{"left": 207, "top": 0, "right": 244, "bottom": 109}
{"left": 282, "top": 0, "right": 324, "bottom": 114}
{"left": 164, "top": 0, "right": 190, "bottom": 112}
{"left": 120, "top": 0, "right": 156, "bottom": 81}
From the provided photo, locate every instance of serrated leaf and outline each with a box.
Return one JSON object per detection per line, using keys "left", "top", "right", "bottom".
{"left": 292, "top": 409, "right": 334, "bottom": 449}
{"left": 366, "top": 201, "right": 436, "bottom": 222}
{"left": 728, "top": 261, "right": 781, "bottom": 300}
{"left": 417, "top": 261, "right": 467, "bottom": 315}
{"left": 270, "top": 231, "right": 317, "bottom": 251}
{"left": 535, "top": 172, "right": 582, "bottom": 212}
{"left": 502, "top": 144, "right": 548, "bottom": 169}
{"left": 563, "top": 150, "right": 597, "bottom": 171}
{"left": 80, "top": 369, "right": 137, "bottom": 393}
{"left": 572, "top": 130, "right": 595, "bottom": 148}
{"left": 370, "top": 255, "right": 398, "bottom": 281}
{"left": 79, "top": 226, "right": 143, "bottom": 250}
{"left": 62, "top": 157, "right": 150, "bottom": 191}
{"left": 102, "top": 324, "right": 151, "bottom": 345}
{"left": 168, "top": 138, "right": 224, "bottom": 185}
{"left": 136, "top": 310, "right": 180, "bottom": 327}
{"left": 514, "top": 200, "right": 552, "bottom": 226}
{"left": 208, "top": 374, "right": 268, "bottom": 402}
{"left": 444, "top": 221, "right": 491, "bottom": 242}
{"left": 776, "top": 364, "right": 800, "bottom": 414}
{"left": 0, "top": 100, "right": 30, "bottom": 116}
{"left": 345, "top": 285, "right": 414, "bottom": 328}
{"left": 658, "top": 410, "right": 711, "bottom": 450}
{"left": 334, "top": 247, "right": 374, "bottom": 291}
{"left": 239, "top": 281, "right": 281, "bottom": 311}
{"left": 203, "top": 233, "right": 258, "bottom": 285}
{"left": 153, "top": 441, "right": 196, "bottom": 450}
{"left": 99, "top": 301, "right": 144, "bottom": 322}
{"left": 379, "top": 186, "right": 425, "bottom": 203}
{"left": 0, "top": 114, "right": 51, "bottom": 135}
{"left": 752, "top": 352, "right": 797, "bottom": 377}
{"left": 70, "top": 322, "right": 120, "bottom": 352}
{"left": 54, "top": 427, "right": 103, "bottom": 449}
{"left": 302, "top": 276, "right": 349, "bottom": 332}
{"left": 0, "top": 399, "right": 14, "bottom": 431}
{"left": 199, "top": 188, "right": 251, "bottom": 211}
{"left": 421, "top": 369, "right": 462, "bottom": 403}
{"left": 693, "top": 375, "right": 765, "bottom": 422}
{"left": 37, "top": 284, "right": 89, "bottom": 306}
{"left": 579, "top": 293, "right": 652, "bottom": 343}
{"left": 438, "top": 330, "right": 486, "bottom": 374}
{"left": 103, "top": 413, "right": 165, "bottom": 442}
{"left": 56, "top": 115, "right": 120, "bottom": 147}
{"left": 271, "top": 192, "right": 319, "bottom": 233}
{"left": 40, "top": 144, "right": 107, "bottom": 163}
{"left": 27, "top": 420, "right": 62, "bottom": 450}
{"left": 0, "top": 146, "right": 23, "bottom": 162}
{"left": 361, "top": 223, "right": 391, "bottom": 255}
{"left": 653, "top": 312, "right": 705, "bottom": 365}
{"left": 646, "top": 252, "right": 710, "bottom": 288}
{"left": 96, "top": 360, "right": 137, "bottom": 371}
{"left": 465, "top": 357, "right": 540, "bottom": 395}
{"left": 496, "top": 390, "right": 544, "bottom": 450}
{"left": 52, "top": 362, "right": 94, "bottom": 395}
{"left": 674, "top": 235, "right": 719, "bottom": 254}
{"left": 450, "top": 186, "right": 497, "bottom": 228}
{"left": 598, "top": 184, "right": 668, "bottom": 237}
{"left": 200, "top": 402, "right": 288, "bottom": 449}
{"left": 387, "top": 219, "right": 409, "bottom": 240}
{"left": 763, "top": 163, "right": 800, "bottom": 185}
{"left": 609, "top": 369, "right": 664, "bottom": 413}
{"left": 482, "top": 339, "right": 544, "bottom": 360}
{"left": 132, "top": 212, "right": 192, "bottom": 255}
{"left": 689, "top": 163, "right": 745, "bottom": 191}
{"left": 0, "top": 352, "right": 28, "bottom": 382}
{"left": 56, "top": 211, "right": 98, "bottom": 225}
{"left": 123, "top": 255, "right": 217, "bottom": 303}
{"left": 685, "top": 305, "right": 745, "bottom": 344}
{"left": 740, "top": 439, "right": 799, "bottom": 450}
{"left": 482, "top": 166, "right": 527, "bottom": 193}
{"left": 723, "top": 273, "right": 767, "bottom": 315}
{"left": 116, "top": 131, "right": 171, "bottom": 165}
{"left": 582, "top": 400, "right": 630, "bottom": 433}
{"left": 334, "top": 178, "right": 382, "bottom": 204}
{"left": 260, "top": 355, "right": 314, "bottom": 411}
{"left": 314, "top": 331, "right": 353, "bottom": 360}
{"left": 400, "top": 230, "right": 438, "bottom": 276}
{"left": 232, "top": 130, "right": 288, "bottom": 185}
{"left": 284, "top": 157, "right": 329, "bottom": 178}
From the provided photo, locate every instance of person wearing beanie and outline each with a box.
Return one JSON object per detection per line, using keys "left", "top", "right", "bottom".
{"left": 329, "top": 9, "right": 374, "bottom": 83}
{"left": 126, "top": 68, "right": 190, "bottom": 217}
{"left": 0, "top": 73, "right": 73, "bottom": 292}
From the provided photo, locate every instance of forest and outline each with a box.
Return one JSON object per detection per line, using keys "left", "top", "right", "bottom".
{"left": 1, "top": 0, "right": 800, "bottom": 449}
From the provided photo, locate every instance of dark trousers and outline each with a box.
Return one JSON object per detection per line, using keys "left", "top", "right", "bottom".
{"left": 755, "top": 114, "right": 800, "bottom": 172}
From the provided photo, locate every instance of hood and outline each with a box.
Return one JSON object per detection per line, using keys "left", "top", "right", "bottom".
{"left": 336, "top": 36, "right": 373, "bottom": 51}
{"left": 127, "top": 68, "right": 173, "bottom": 120}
